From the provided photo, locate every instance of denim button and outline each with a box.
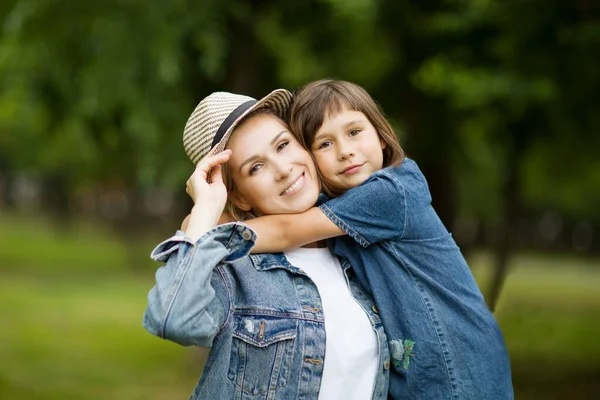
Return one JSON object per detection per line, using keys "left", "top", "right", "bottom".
{"left": 303, "top": 306, "right": 320, "bottom": 313}
{"left": 383, "top": 360, "right": 390, "bottom": 370}
{"left": 242, "top": 230, "right": 252, "bottom": 241}
{"left": 304, "top": 358, "right": 323, "bottom": 365}
{"left": 372, "top": 305, "right": 379, "bottom": 314}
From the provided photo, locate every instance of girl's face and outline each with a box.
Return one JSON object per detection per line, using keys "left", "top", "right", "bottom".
{"left": 226, "top": 113, "right": 320, "bottom": 217}
{"left": 311, "top": 108, "right": 386, "bottom": 191}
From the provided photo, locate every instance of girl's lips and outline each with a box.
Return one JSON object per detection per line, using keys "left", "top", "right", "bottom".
{"left": 280, "top": 172, "right": 305, "bottom": 196}
{"left": 341, "top": 163, "right": 365, "bottom": 175}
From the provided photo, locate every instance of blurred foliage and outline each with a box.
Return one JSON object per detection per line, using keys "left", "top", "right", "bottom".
{"left": 409, "top": 1, "right": 600, "bottom": 218}
{"left": 0, "top": 0, "right": 598, "bottom": 221}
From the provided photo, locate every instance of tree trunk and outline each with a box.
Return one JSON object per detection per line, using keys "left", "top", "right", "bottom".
{"left": 0, "top": 156, "right": 15, "bottom": 209}
{"left": 225, "top": 1, "right": 260, "bottom": 95}
{"left": 42, "top": 173, "right": 72, "bottom": 230}
{"left": 487, "top": 131, "right": 523, "bottom": 311}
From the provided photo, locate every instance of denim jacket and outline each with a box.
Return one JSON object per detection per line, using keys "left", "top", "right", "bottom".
{"left": 319, "top": 159, "right": 514, "bottom": 400}
{"left": 143, "top": 223, "right": 390, "bottom": 400}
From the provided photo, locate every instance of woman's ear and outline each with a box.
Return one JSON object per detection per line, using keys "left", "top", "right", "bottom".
{"left": 229, "top": 191, "right": 252, "bottom": 212}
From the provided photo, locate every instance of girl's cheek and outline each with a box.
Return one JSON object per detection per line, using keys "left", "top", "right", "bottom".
{"left": 318, "top": 155, "right": 333, "bottom": 171}
{"left": 318, "top": 163, "right": 335, "bottom": 179}
{"left": 311, "top": 153, "right": 323, "bottom": 168}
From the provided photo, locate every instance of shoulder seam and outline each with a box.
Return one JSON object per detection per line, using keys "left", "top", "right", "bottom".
{"left": 319, "top": 203, "right": 371, "bottom": 247}
{"left": 387, "top": 171, "right": 408, "bottom": 240}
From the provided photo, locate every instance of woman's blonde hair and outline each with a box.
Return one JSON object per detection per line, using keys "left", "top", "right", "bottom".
{"left": 221, "top": 107, "right": 289, "bottom": 221}
{"left": 288, "top": 79, "right": 405, "bottom": 196}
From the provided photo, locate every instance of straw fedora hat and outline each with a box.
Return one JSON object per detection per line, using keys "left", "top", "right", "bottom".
{"left": 183, "top": 89, "right": 292, "bottom": 164}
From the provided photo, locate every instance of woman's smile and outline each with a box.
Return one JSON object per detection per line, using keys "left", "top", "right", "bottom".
{"left": 281, "top": 172, "right": 306, "bottom": 196}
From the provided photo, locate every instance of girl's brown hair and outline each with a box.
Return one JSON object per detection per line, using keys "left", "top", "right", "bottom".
{"left": 288, "top": 79, "right": 405, "bottom": 196}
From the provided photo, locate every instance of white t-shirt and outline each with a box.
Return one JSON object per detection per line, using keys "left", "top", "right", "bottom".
{"left": 284, "top": 247, "right": 379, "bottom": 400}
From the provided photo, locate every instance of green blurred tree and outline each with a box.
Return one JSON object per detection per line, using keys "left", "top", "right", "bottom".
{"left": 407, "top": 0, "right": 600, "bottom": 308}
{"left": 0, "top": 0, "right": 598, "bottom": 282}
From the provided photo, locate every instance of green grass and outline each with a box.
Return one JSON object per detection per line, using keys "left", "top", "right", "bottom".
{"left": 0, "top": 212, "right": 173, "bottom": 275}
{"left": 0, "top": 213, "right": 130, "bottom": 274}
{"left": 1, "top": 213, "right": 599, "bottom": 399}
{"left": 0, "top": 275, "right": 207, "bottom": 400}
{"left": 471, "top": 253, "right": 600, "bottom": 399}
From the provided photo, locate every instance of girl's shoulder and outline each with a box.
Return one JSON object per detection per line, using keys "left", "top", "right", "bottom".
{"left": 374, "top": 158, "right": 430, "bottom": 199}
{"left": 387, "top": 157, "right": 422, "bottom": 175}
{"left": 373, "top": 157, "right": 426, "bottom": 184}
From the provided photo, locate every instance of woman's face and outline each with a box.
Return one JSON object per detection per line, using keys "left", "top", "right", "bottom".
{"left": 226, "top": 113, "right": 320, "bottom": 217}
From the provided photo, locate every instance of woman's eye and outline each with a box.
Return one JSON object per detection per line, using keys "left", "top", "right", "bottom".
{"left": 349, "top": 129, "right": 361, "bottom": 137}
{"left": 249, "top": 164, "right": 262, "bottom": 175}
{"left": 277, "top": 141, "right": 289, "bottom": 152}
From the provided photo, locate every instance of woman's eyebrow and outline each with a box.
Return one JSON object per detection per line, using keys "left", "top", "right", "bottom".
{"left": 238, "top": 131, "right": 289, "bottom": 173}
{"left": 239, "top": 155, "right": 259, "bottom": 173}
{"left": 270, "top": 130, "right": 288, "bottom": 145}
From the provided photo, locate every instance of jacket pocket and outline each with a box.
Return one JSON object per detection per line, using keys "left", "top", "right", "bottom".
{"left": 228, "top": 316, "right": 297, "bottom": 398}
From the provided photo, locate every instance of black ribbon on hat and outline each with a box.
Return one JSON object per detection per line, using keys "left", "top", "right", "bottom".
{"left": 211, "top": 100, "right": 257, "bottom": 149}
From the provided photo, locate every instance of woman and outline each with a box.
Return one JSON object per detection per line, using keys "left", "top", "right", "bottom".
{"left": 143, "top": 89, "right": 391, "bottom": 399}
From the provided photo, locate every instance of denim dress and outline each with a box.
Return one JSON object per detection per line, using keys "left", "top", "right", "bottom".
{"left": 319, "top": 158, "right": 514, "bottom": 400}
{"left": 143, "top": 223, "right": 391, "bottom": 400}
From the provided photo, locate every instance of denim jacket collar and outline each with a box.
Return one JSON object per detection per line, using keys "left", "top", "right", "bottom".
{"left": 249, "top": 252, "right": 301, "bottom": 273}
{"left": 249, "top": 250, "right": 352, "bottom": 273}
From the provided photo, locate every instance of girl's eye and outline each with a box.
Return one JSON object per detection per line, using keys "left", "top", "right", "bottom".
{"left": 277, "top": 141, "right": 289, "bottom": 152}
{"left": 349, "top": 129, "right": 361, "bottom": 137}
{"left": 317, "top": 141, "right": 332, "bottom": 150}
{"left": 249, "top": 164, "right": 263, "bottom": 175}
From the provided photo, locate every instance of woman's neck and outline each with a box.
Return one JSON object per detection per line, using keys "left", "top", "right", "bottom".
{"left": 301, "top": 240, "right": 327, "bottom": 249}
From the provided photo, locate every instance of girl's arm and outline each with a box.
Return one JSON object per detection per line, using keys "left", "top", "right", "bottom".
{"left": 245, "top": 207, "right": 345, "bottom": 253}
{"left": 247, "top": 167, "right": 408, "bottom": 253}
{"left": 317, "top": 169, "right": 408, "bottom": 247}
{"left": 181, "top": 210, "right": 236, "bottom": 232}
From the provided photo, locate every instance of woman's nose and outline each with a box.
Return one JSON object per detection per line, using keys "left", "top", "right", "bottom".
{"left": 273, "top": 159, "right": 293, "bottom": 181}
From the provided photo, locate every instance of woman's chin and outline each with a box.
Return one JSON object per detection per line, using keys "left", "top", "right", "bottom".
{"left": 293, "top": 194, "right": 320, "bottom": 213}
{"left": 273, "top": 195, "right": 319, "bottom": 215}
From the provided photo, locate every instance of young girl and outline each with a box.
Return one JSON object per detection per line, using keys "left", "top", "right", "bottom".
{"left": 245, "top": 80, "right": 514, "bottom": 399}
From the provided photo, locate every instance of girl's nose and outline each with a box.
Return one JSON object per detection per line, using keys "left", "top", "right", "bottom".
{"left": 338, "top": 144, "right": 355, "bottom": 161}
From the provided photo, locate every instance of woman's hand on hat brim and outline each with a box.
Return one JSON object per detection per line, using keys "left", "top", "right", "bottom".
{"left": 183, "top": 150, "right": 232, "bottom": 242}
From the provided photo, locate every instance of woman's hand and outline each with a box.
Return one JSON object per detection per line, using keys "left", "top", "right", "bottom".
{"left": 186, "top": 150, "right": 231, "bottom": 213}
{"left": 183, "top": 150, "right": 232, "bottom": 242}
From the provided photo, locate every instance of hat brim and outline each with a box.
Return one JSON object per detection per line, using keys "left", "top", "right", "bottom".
{"left": 205, "top": 88, "right": 292, "bottom": 159}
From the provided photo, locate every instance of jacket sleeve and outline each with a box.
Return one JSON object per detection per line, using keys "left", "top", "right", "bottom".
{"left": 318, "top": 167, "right": 407, "bottom": 247}
{"left": 143, "top": 222, "right": 256, "bottom": 347}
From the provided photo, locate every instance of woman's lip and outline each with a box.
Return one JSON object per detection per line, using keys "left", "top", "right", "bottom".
{"left": 341, "top": 163, "right": 365, "bottom": 175}
{"left": 280, "top": 172, "right": 306, "bottom": 196}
